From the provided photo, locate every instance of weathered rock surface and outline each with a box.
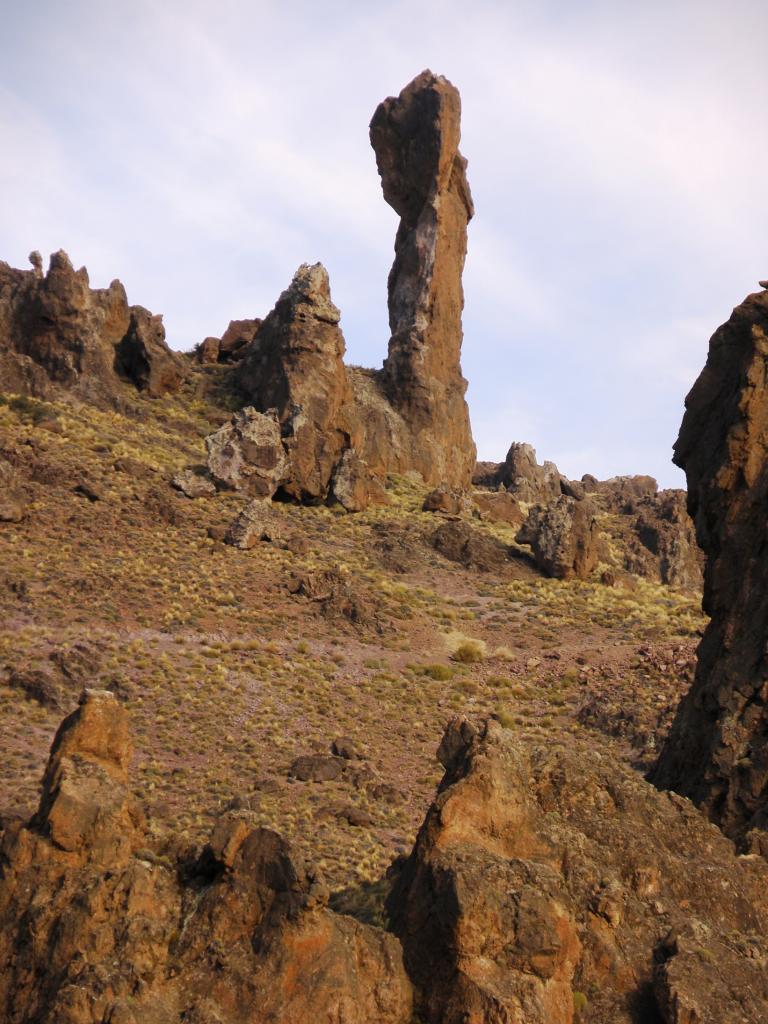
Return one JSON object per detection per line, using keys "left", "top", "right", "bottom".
{"left": 225, "top": 498, "right": 285, "bottom": 549}
{"left": 652, "top": 286, "right": 768, "bottom": 842}
{"left": 517, "top": 495, "right": 599, "bottom": 580}
{"left": 237, "top": 263, "right": 354, "bottom": 502}
{"left": 171, "top": 467, "right": 217, "bottom": 499}
{"left": 472, "top": 489, "right": 525, "bottom": 527}
{"left": 206, "top": 406, "right": 289, "bottom": 497}
{"left": 197, "top": 318, "right": 262, "bottom": 364}
{"left": 389, "top": 716, "right": 768, "bottom": 1024}
{"left": 0, "top": 250, "right": 185, "bottom": 404}
{"left": 370, "top": 70, "right": 476, "bottom": 489}
{"left": 496, "top": 442, "right": 564, "bottom": 504}
{"left": 0, "top": 457, "right": 26, "bottom": 522}
{"left": 431, "top": 519, "right": 510, "bottom": 571}
{"left": 422, "top": 484, "right": 470, "bottom": 515}
{"left": 330, "top": 447, "right": 384, "bottom": 512}
{"left": 0, "top": 691, "right": 413, "bottom": 1024}
{"left": 623, "top": 489, "right": 703, "bottom": 590}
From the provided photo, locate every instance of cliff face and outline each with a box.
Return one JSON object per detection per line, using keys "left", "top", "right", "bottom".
{"left": 652, "top": 286, "right": 768, "bottom": 843}
{"left": 0, "top": 251, "right": 185, "bottom": 404}
{"left": 370, "top": 70, "right": 476, "bottom": 489}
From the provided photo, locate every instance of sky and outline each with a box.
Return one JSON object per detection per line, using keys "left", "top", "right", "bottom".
{"left": 2, "top": 0, "right": 767, "bottom": 487}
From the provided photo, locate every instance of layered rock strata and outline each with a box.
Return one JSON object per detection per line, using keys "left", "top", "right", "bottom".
{"left": 652, "top": 284, "right": 768, "bottom": 842}
{"left": 0, "top": 250, "right": 185, "bottom": 403}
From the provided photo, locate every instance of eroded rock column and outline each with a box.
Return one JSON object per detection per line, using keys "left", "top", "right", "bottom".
{"left": 370, "top": 70, "right": 476, "bottom": 489}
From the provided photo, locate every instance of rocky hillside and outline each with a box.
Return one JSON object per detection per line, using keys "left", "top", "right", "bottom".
{"left": 1, "top": 70, "right": 767, "bottom": 1024}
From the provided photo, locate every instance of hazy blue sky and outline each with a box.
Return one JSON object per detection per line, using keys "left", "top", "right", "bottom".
{"left": 2, "top": 0, "right": 766, "bottom": 486}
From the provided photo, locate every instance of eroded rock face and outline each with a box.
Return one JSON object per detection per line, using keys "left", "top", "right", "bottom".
{"left": 0, "top": 250, "right": 185, "bottom": 403}
{"left": 236, "top": 263, "right": 353, "bottom": 502}
{"left": 0, "top": 691, "right": 413, "bottom": 1024}
{"left": 517, "top": 495, "right": 599, "bottom": 580}
{"left": 390, "top": 716, "right": 768, "bottom": 1024}
{"left": 370, "top": 70, "right": 476, "bottom": 489}
{"left": 624, "top": 489, "right": 703, "bottom": 591}
{"left": 652, "top": 286, "right": 768, "bottom": 842}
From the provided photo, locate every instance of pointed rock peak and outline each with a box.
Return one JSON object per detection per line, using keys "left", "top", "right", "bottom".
{"left": 43, "top": 688, "right": 132, "bottom": 783}
{"left": 276, "top": 262, "right": 340, "bottom": 324}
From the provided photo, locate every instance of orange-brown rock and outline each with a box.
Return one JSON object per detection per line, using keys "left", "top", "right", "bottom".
{"left": 652, "top": 286, "right": 768, "bottom": 842}
{"left": 236, "top": 263, "right": 366, "bottom": 503}
{"left": 370, "top": 70, "right": 476, "bottom": 489}
{"left": 0, "top": 691, "right": 413, "bottom": 1024}
{"left": 390, "top": 716, "right": 768, "bottom": 1024}
{"left": 0, "top": 250, "right": 185, "bottom": 404}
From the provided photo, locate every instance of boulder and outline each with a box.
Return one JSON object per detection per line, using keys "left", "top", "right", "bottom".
{"left": 431, "top": 519, "right": 510, "bottom": 571}
{"left": 472, "top": 489, "right": 524, "bottom": 527}
{"left": 205, "top": 406, "right": 288, "bottom": 497}
{"left": 172, "top": 468, "right": 217, "bottom": 499}
{"left": 370, "top": 70, "right": 476, "bottom": 489}
{"left": 329, "top": 448, "right": 381, "bottom": 513}
{"left": 422, "top": 485, "right": 469, "bottom": 515}
{"left": 625, "top": 489, "right": 703, "bottom": 591}
{"left": 652, "top": 286, "right": 768, "bottom": 841}
{"left": 516, "top": 496, "right": 598, "bottom": 580}
{"left": 224, "top": 499, "right": 284, "bottom": 549}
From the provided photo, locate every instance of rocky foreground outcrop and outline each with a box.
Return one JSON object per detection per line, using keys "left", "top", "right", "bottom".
{"left": 391, "top": 716, "right": 768, "bottom": 1024}
{"left": 652, "top": 284, "right": 768, "bottom": 844}
{"left": 0, "top": 250, "right": 186, "bottom": 404}
{"left": 0, "top": 690, "right": 412, "bottom": 1024}
{"left": 3, "top": 695, "right": 768, "bottom": 1023}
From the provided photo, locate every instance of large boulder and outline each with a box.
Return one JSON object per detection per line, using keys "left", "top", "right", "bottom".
{"left": 205, "top": 406, "right": 289, "bottom": 498}
{"left": 516, "top": 495, "right": 599, "bottom": 580}
{"left": 652, "top": 284, "right": 768, "bottom": 843}
{"left": 369, "top": 70, "right": 476, "bottom": 490}
{"left": 624, "top": 489, "right": 703, "bottom": 591}
{"left": 0, "top": 250, "right": 185, "bottom": 404}
{"left": 389, "top": 716, "right": 768, "bottom": 1024}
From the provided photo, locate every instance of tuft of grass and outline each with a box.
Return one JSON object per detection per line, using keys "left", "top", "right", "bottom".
{"left": 452, "top": 639, "right": 486, "bottom": 664}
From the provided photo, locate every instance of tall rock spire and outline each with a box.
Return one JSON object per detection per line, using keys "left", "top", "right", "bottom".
{"left": 370, "top": 70, "right": 476, "bottom": 488}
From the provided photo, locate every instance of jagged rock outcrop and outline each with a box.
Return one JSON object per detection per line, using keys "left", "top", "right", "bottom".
{"left": 225, "top": 498, "right": 285, "bottom": 548}
{"left": 0, "top": 690, "right": 413, "bottom": 1024}
{"left": 495, "top": 442, "right": 564, "bottom": 504}
{"left": 517, "top": 495, "right": 599, "bottom": 580}
{"left": 582, "top": 473, "right": 658, "bottom": 507}
{"left": 0, "top": 250, "right": 185, "bottom": 403}
{"left": 369, "top": 70, "right": 476, "bottom": 489}
{"left": 236, "top": 263, "right": 354, "bottom": 502}
{"left": 652, "top": 285, "right": 768, "bottom": 842}
{"left": 389, "top": 716, "right": 768, "bottom": 1024}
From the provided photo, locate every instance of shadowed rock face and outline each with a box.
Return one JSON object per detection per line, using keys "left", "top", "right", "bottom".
{"left": 370, "top": 69, "right": 476, "bottom": 489}
{"left": 0, "top": 250, "right": 185, "bottom": 403}
{"left": 390, "top": 716, "right": 768, "bottom": 1024}
{"left": 652, "top": 286, "right": 768, "bottom": 843}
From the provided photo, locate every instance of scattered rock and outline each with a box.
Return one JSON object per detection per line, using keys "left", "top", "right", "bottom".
{"left": 431, "top": 519, "right": 510, "bottom": 571}
{"left": 422, "top": 485, "right": 469, "bottom": 515}
{"left": 224, "top": 499, "right": 284, "bottom": 549}
{"left": 516, "top": 496, "right": 598, "bottom": 580}
{"left": 289, "top": 754, "right": 346, "bottom": 783}
{"left": 172, "top": 468, "right": 217, "bottom": 499}
{"left": 8, "top": 668, "right": 62, "bottom": 708}
{"left": 331, "top": 737, "right": 362, "bottom": 760}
